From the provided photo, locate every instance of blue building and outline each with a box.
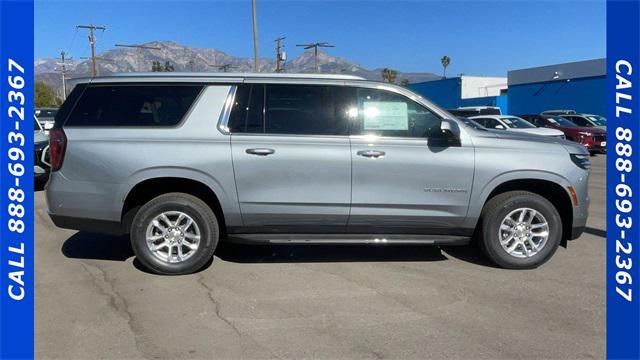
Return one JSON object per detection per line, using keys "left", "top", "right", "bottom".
{"left": 408, "top": 76, "right": 508, "bottom": 113}
{"left": 507, "top": 58, "right": 605, "bottom": 116}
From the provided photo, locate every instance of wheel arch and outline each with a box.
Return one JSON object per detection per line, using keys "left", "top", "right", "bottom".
{"left": 467, "top": 172, "right": 575, "bottom": 244}
{"left": 121, "top": 174, "right": 236, "bottom": 236}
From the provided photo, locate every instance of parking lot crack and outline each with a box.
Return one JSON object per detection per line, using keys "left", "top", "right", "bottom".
{"left": 79, "top": 261, "right": 147, "bottom": 359}
{"left": 196, "top": 273, "right": 243, "bottom": 338}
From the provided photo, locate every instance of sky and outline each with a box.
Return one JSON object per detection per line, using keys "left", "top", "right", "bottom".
{"left": 35, "top": 0, "right": 606, "bottom": 76}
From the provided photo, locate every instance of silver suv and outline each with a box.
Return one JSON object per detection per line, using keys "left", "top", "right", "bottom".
{"left": 46, "top": 73, "right": 590, "bottom": 274}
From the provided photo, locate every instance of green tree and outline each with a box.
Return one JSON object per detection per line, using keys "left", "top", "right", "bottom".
{"left": 381, "top": 68, "right": 398, "bottom": 83}
{"left": 441, "top": 55, "right": 451, "bottom": 78}
{"left": 34, "top": 81, "right": 61, "bottom": 107}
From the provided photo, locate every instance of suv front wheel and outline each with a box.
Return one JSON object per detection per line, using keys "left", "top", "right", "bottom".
{"left": 130, "top": 193, "right": 219, "bottom": 275}
{"left": 480, "top": 191, "right": 562, "bottom": 269}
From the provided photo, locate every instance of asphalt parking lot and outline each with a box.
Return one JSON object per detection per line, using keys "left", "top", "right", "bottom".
{"left": 35, "top": 155, "right": 606, "bottom": 359}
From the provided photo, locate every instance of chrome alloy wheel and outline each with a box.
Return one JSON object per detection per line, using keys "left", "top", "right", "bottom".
{"left": 145, "top": 211, "right": 201, "bottom": 264}
{"left": 498, "top": 208, "right": 549, "bottom": 258}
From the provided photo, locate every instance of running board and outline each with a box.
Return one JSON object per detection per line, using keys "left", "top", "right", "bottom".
{"left": 226, "top": 234, "right": 470, "bottom": 245}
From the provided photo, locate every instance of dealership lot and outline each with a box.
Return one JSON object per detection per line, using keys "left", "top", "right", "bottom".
{"left": 35, "top": 155, "right": 605, "bottom": 359}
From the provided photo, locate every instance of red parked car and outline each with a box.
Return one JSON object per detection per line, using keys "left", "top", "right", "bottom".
{"left": 520, "top": 114, "right": 606, "bottom": 154}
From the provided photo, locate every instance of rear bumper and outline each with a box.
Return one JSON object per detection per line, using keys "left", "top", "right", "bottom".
{"left": 49, "top": 213, "right": 124, "bottom": 236}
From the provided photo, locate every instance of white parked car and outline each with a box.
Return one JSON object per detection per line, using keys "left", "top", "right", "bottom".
{"left": 469, "top": 115, "right": 566, "bottom": 138}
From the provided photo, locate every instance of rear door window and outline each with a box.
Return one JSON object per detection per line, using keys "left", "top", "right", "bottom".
{"left": 228, "top": 84, "right": 350, "bottom": 136}
{"left": 65, "top": 84, "right": 203, "bottom": 127}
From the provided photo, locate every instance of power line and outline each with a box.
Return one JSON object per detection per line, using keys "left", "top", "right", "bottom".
{"left": 76, "top": 24, "right": 106, "bottom": 77}
{"left": 296, "top": 42, "right": 334, "bottom": 73}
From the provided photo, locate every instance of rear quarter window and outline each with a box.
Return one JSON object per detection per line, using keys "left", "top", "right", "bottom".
{"left": 64, "top": 84, "right": 203, "bottom": 127}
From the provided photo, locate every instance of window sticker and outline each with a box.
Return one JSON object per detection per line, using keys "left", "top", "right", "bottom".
{"left": 363, "top": 101, "right": 408, "bottom": 130}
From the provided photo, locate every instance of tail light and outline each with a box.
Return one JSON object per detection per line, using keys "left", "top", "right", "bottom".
{"left": 49, "top": 128, "right": 67, "bottom": 171}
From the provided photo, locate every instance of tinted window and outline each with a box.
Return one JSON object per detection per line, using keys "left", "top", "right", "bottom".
{"left": 564, "top": 116, "right": 592, "bottom": 127}
{"left": 65, "top": 84, "right": 203, "bottom": 127}
{"left": 228, "top": 84, "right": 265, "bottom": 133}
{"left": 353, "top": 88, "right": 441, "bottom": 138}
{"left": 229, "top": 84, "right": 349, "bottom": 136}
{"left": 265, "top": 85, "right": 347, "bottom": 135}
{"left": 474, "top": 118, "right": 502, "bottom": 129}
{"left": 547, "top": 116, "right": 577, "bottom": 128}
{"left": 529, "top": 117, "right": 546, "bottom": 127}
{"left": 54, "top": 83, "right": 87, "bottom": 128}
{"left": 500, "top": 116, "right": 535, "bottom": 129}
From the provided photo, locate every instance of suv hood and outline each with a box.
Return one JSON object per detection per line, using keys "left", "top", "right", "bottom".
{"left": 478, "top": 129, "right": 588, "bottom": 155}
{"left": 570, "top": 126, "right": 605, "bottom": 134}
{"left": 508, "top": 127, "right": 565, "bottom": 137}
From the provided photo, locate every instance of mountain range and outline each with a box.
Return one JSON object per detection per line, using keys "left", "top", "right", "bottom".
{"left": 35, "top": 41, "right": 439, "bottom": 94}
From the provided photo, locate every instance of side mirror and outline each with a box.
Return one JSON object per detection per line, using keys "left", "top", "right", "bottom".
{"left": 495, "top": 124, "right": 505, "bottom": 130}
{"left": 435, "top": 119, "right": 461, "bottom": 147}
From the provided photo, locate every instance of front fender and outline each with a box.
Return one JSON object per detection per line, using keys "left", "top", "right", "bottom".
{"left": 462, "top": 170, "right": 574, "bottom": 229}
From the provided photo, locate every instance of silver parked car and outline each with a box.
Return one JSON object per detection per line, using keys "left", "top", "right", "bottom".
{"left": 46, "top": 73, "right": 590, "bottom": 274}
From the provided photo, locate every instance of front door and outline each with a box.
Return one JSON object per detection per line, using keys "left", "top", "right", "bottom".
{"left": 229, "top": 84, "right": 352, "bottom": 229}
{"left": 348, "top": 86, "right": 475, "bottom": 233}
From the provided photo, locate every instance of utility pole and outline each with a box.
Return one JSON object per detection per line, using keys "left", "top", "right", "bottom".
{"left": 251, "top": 0, "right": 260, "bottom": 72}
{"left": 55, "top": 50, "right": 72, "bottom": 100}
{"left": 296, "top": 42, "right": 334, "bottom": 73}
{"left": 115, "top": 44, "right": 162, "bottom": 71}
{"left": 76, "top": 24, "right": 106, "bottom": 77}
{"left": 275, "top": 36, "right": 286, "bottom": 73}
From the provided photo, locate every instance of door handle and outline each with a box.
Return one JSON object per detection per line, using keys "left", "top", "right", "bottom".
{"left": 246, "top": 148, "right": 275, "bottom": 156}
{"left": 357, "top": 150, "right": 385, "bottom": 158}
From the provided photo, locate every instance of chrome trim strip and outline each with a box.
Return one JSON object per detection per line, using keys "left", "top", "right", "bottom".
{"left": 217, "top": 85, "right": 237, "bottom": 135}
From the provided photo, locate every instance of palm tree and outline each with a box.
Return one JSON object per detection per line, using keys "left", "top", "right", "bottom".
{"left": 441, "top": 55, "right": 451, "bottom": 78}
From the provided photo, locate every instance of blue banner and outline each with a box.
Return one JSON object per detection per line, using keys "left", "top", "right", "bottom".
{"left": 607, "top": 0, "right": 640, "bottom": 358}
{"left": 0, "top": 0, "right": 35, "bottom": 359}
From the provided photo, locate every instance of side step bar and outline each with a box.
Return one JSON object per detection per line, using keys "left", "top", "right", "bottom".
{"left": 227, "top": 233, "right": 470, "bottom": 246}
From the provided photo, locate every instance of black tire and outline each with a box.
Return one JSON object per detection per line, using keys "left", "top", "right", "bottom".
{"left": 479, "top": 191, "right": 562, "bottom": 269}
{"left": 130, "top": 193, "right": 219, "bottom": 275}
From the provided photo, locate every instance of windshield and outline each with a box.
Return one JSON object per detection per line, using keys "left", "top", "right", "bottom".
{"left": 547, "top": 116, "right": 577, "bottom": 128}
{"left": 457, "top": 116, "right": 485, "bottom": 130}
{"left": 500, "top": 116, "right": 535, "bottom": 129}
{"left": 587, "top": 115, "right": 607, "bottom": 126}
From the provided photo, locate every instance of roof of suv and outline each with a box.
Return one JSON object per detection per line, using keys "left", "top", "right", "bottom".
{"left": 71, "top": 72, "right": 367, "bottom": 84}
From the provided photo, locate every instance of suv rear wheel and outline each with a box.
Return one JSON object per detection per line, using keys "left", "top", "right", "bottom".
{"left": 480, "top": 191, "right": 562, "bottom": 269}
{"left": 130, "top": 193, "right": 219, "bottom": 275}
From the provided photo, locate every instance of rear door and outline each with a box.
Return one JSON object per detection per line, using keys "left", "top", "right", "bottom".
{"left": 229, "top": 83, "right": 352, "bottom": 229}
{"left": 348, "top": 86, "right": 475, "bottom": 233}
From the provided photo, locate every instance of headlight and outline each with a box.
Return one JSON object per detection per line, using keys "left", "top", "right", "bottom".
{"left": 570, "top": 153, "right": 590, "bottom": 170}
{"left": 578, "top": 131, "right": 593, "bottom": 137}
